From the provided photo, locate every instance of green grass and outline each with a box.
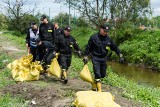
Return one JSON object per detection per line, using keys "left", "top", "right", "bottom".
{"left": 0, "top": 55, "right": 26, "bottom": 106}
{"left": 0, "top": 53, "right": 15, "bottom": 88}
{"left": 2, "top": 31, "right": 26, "bottom": 50}
{"left": 71, "top": 56, "right": 160, "bottom": 107}
{"left": 0, "top": 33, "right": 26, "bottom": 106}
{"left": 71, "top": 27, "right": 97, "bottom": 50}
{"left": 104, "top": 67, "right": 160, "bottom": 107}
{"left": 0, "top": 94, "right": 27, "bottom": 107}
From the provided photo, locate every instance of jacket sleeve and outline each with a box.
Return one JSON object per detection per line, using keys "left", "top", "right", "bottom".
{"left": 84, "top": 36, "right": 93, "bottom": 56}
{"left": 109, "top": 38, "right": 121, "bottom": 56}
{"left": 26, "top": 28, "right": 30, "bottom": 47}
{"left": 72, "top": 37, "right": 81, "bottom": 51}
{"left": 54, "top": 36, "right": 60, "bottom": 52}
{"left": 42, "top": 48, "right": 49, "bottom": 61}
{"left": 51, "top": 23, "right": 55, "bottom": 43}
{"left": 39, "top": 24, "right": 42, "bottom": 40}
{"left": 42, "top": 43, "right": 50, "bottom": 61}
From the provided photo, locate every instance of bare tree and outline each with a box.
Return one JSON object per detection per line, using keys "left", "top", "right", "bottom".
{"left": 2, "top": 0, "right": 36, "bottom": 31}
{"left": 58, "top": 0, "right": 151, "bottom": 27}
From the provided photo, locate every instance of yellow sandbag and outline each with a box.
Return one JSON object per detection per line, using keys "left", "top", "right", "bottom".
{"left": 14, "top": 68, "right": 39, "bottom": 82}
{"left": 30, "top": 67, "right": 39, "bottom": 77}
{"left": 15, "top": 70, "right": 29, "bottom": 82}
{"left": 11, "top": 65, "right": 19, "bottom": 79}
{"left": 80, "top": 64, "right": 94, "bottom": 83}
{"left": 48, "top": 58, "right": 61, "bottom": 78}
{"left": 7, "top": 54, "right": 42, "bottom": 81}
{"left": 26, "top": 69, "right": 39, "bottom": 81}
{"left": 73, "top": 91, "right": 121, "bottom": 107}
{"left": 7, "top": 59, "right": 19, "bottom": 69}
{"left": 22, "top": 59, "right": 30, "bottom": 67}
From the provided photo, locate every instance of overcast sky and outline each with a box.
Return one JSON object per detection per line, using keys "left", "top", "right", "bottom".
{"left": 0, "top": 0, "right": 160, "bottom": 18}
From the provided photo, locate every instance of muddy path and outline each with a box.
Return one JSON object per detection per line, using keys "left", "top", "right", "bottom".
{"left": 0, "top": 34, "right": 142, "bottom": 107}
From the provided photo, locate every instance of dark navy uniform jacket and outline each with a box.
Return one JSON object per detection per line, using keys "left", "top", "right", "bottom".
{"left": 54, "top": 28, "right": 63, "bottom": 43}
{"left": 55, "top": 34, "right": 80, "bottom": 55}
{"left": 84, "top": 32, "right": 121, "bottom": 57}
{"left": 37, "top": 41, "right": 55, "bottom": 61}
{"left": 39, "top": 22, "right": 54, "bottom": 44}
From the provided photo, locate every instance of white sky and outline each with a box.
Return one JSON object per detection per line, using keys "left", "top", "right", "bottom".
{"left": 0, "top": 0, "right": 160, "bottom": 18}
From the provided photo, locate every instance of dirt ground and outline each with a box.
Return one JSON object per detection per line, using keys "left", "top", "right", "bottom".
{"left": 0, "top": 34, "right": 143, "bottom": 107}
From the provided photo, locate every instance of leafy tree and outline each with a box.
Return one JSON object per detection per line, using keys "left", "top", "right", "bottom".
{"left": 154, "top": 16, "right": 160, "bottom": 28}
{"left": 2, "top": 0, "right": 36, "bottom": 33}
{"left": 76, "top": 16, "right": 90, "bottom": 27}
{"left": 57, "top": 0, "right": 151, "bottom": 27}
{"left": 52, "top": 13, "right": 71, "bottom": 27}
{"left": 0, "top": 14, "right": 8, "bottom": 30}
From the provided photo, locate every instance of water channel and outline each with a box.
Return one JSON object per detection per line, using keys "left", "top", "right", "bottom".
{"left": 108, "top": 61, "right": 160, "bottom": 87}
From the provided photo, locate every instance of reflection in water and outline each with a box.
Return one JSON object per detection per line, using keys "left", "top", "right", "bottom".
{"left": 108, "top": 61, "right": 160, "bottom": 87}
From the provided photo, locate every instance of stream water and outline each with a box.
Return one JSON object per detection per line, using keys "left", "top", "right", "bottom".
{"left": 108, "top": 61, "right": 160, "bottom": 87}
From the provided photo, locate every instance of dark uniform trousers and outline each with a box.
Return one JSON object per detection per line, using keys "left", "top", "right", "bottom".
{"left": 46, "top": 51, "right": 55, "bottom": 65}
{"left": 59, "top": 54, "right": 72, "bottom": 70}
{"left": 30, "top": 47, "right": 37, "bottom": 62}
{"left": 92, "top": 56, "right": 107, "bottom": 79}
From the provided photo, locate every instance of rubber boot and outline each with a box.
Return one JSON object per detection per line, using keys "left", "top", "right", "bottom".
{"left": 91, "top": 82, "right": 97, "bottom": 91}
{"left": 61, "top": 69, "right": 65, "bottom": 80}
{"left": 97, "top": 82, "right": 102, "bottom": 92}
{"left": 61, "top": 70, "right": 68, "bottom": 84}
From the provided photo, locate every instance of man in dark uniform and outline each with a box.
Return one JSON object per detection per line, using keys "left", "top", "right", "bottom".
{"left": 83, "top": 24, "right": 124, "bottom": 92}
{"left": 36, "top": 38, "right": 55, "bottom": 70}
{"left": 39, "top": 15, "right": 54, "bottom": 45}
{"left": 55, "top": 26, "right": 82, "bottom": 84}
{"left": 53, "top": 22, "right": 63, "bottom": 43}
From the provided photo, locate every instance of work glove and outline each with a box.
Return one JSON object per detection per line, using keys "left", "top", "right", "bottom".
{"left": 40, "top": 60, "right": 45, "bottom": 65}
{"left": 77, "top": 51, "right": 82, "bottom": 57}
{"left": 119, "top": 54, "right": 124, "bottom": 64}
{"left": 83, "top": 56, "right": 88, "bottom": 64}
{"left": 52, "top": 51, "right": 56, "bottom": 58}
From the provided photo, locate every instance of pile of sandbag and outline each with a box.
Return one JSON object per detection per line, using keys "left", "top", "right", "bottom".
{"left": 7, "top": 54, "right": 43, "bottom": 82}
{"left": 73, "top": 91, "right": 121, "bottom": 107}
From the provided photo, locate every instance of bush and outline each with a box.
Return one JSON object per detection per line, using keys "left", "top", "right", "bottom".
{"left": 12, "top": 31, "right": 22, "bottom": 37}
{"left": 120, "top": 30, "right": 160, "bottom": 71}
{"left": 110, "top": 21, "right": 142, "bottom": 45}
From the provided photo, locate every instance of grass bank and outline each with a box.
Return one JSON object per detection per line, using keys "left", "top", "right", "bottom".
{"left": 71, "top": 56, "right": 160, "bottom": 107}
{"left": 71, "top": 27, "right": 160, "bottom": 71}
{"left": 70, "top": 27, "right": 160, "bottom": 106}
{"left": 1, "top": 30, "right": 160, "bottom": 107}
{"left": 0, "top": 33, "right": 27, "bottom": 106}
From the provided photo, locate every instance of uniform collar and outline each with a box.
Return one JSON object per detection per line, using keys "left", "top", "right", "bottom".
{"left": 64, "top": 34, "right": 70, "bottom": 38}
{"left": 98, "top": 32, "right": 107, "bottom": 38}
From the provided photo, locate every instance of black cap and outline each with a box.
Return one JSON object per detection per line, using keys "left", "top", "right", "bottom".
{"left": 40, "top": 15, "right": 47, "bottom": 20}
{"left": 35, "top": 38, "right": 41, "bottom": 43}
{"left": 100, "top": 24, "right": 110, "bottom": 32}
{"left": 31, "top": 22, "right": 36, "bottom": 26}
{"left": 64, "top": 26, "right": 71, "bottom": 32}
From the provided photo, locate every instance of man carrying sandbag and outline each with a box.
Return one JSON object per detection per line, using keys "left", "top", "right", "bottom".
{"left": 83, "top": 24, "right": 124, "bottom": 92}
{"left": 55, "top": 26, "right": 82, "bottom": 84}
{"left": 36, "top": 38, "right": 56, "bottom": 70}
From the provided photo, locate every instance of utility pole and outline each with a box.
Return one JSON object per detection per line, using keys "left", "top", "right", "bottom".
{"left": 60, "top": 5, "right": 62, "bottom": 27}
{"left": 49, "top": 7, "right": 50, "bottom": 20}
{"left": 69, "top": 0, "right": 71, "bottom": 26}
{"left": 74, "top": 8, "right": 75, "bottom": 25}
